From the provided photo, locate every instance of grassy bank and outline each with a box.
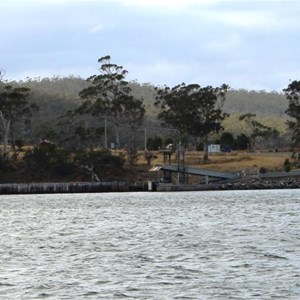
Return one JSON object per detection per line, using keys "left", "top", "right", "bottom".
{"left": 141, "top": 150, "right": 293, "bottom": 173}
{"left": 0, "top": 147, "right": 295, "bottom": 184}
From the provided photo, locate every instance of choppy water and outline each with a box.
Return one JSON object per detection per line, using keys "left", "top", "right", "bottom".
{"left": 0, "top": 189, "right": 299, "bottom": 299}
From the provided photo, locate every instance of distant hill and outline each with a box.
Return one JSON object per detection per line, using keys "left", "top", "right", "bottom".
{"left": 224, "top": 89, "right": 287, "bottom": 117}
{"left": 129, "top": 82, "right": 288, "bottom": 117}
{"left": 14, "top": 76, "right": 288, "bottom": 118}
{"left": 6, "top": 76, "right": 289, "bottom": 146}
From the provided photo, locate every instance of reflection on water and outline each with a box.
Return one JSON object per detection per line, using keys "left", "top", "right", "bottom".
{"left": 0, "top": 190, "right": 299, "bottom": 299}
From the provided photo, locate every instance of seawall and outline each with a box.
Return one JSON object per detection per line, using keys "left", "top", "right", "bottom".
{"left": 156, "top": 177, "right": 300, "bottom": 191}
{"left": 0, "top": 181, "right": 131, "bottom": 194}
{"left": 1, "top": 176, "right": 300, "bottom": 194}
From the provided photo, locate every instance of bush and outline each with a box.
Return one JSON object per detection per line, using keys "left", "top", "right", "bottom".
{"left": 284, "top": 158, "right": 291, "bottom": 173}
{"left": 259, "top": 167, "right": 267, "bottom": 174}
{"left": 0, "top": 156, "right": 18, "bottom": 173}
{"left": 23, "top": 144, "right": 74, "bottom": 178}
{"left": 220, "top": 132, "right": 236, "bottom": 150}
{"left": 147, "top": 136, "right": 163, "bottom": 150}
{"left": 74, "top": 149, "right": 125, "bottom": 175}
{"left": 236, "top": 133, "right": 250, "bottom": 150}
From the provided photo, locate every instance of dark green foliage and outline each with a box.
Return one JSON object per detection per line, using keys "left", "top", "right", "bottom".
{"left": 0, "top": 155, "right": 17, "bottom": 173}
{"left": 77, "top": 56, "right": 145, "bottom": 163}
{"left": 220, "top": 132, "right": 236, "bottom": 151}
{"left": 2, "top": 75, "right": 289, "bottom": 152}
{"left": 0, "top": 67, "right": 294, "bottom": 180}
{"left": 121, "top": 95, "right": 145, "bottom": 150}
{"left": 0, "top": 84, "right": 38, "bottom": 156}
{"left": 164, "top": 138, "right": 173, "bottom": 147}
{"left": 20, "top": 76, "right": 88, "bottom": 146}
{"left": 74, "top": 149, "right": 125, "bottom": 179}
{"left": 0, "top": 145, "right": 126, "bottom": 182}
{"left": 0, "top": 156, "right": 22, "bottom": 182}
{"left": 155, "top": 83, "right": 229, "bottom": 136}
{"left": 74, "top": 149, "right": 125, "bottom": 168}
{"left": 239, "top": 113, "right": 274, "bottom": 150}
{"left": 284, "top": 158, "right": 291, "bottom": 173}
{"left": 125, "top": 147, "right": 138, "bottom": 167}
{"left": 235, "top": 133, "right": 250, "bottom": 150}
{"left": 283, "top": 80, "right": 300, "bottom": 143}
{"left": 23, "top": 144, "right": 75, "bottom": 179}
{"left": 155, "top": 83, "right": 229, "bottom": 160}
{"left": 74, "top": 125, "right": 104, "bottom": 142}
{"left": 56, "top": 109, "right": 105, "bottom": 150}
{"left": 259, "top": 167, "right": 267, "bottom": 174}
{"left": 147, "top": 136, "right": 163, "bottom": 150}
{"left": 77, "top": 55, "right": 133, "bottom": 149}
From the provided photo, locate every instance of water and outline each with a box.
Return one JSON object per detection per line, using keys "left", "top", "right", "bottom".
{"left": 0, "top": 189, "right": 299, "bottom": 299}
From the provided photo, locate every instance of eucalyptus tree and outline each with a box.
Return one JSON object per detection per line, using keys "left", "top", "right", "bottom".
{"left": 0, "top": 84, "right": 38, "bottom": 158}
{"left": 121, "top": 95, "right": 145, "bottom": 165}
{"left": 283, "top": 80, "right": 300, "bottom": 143}
{"left": 155, "top": 83, "right": 229, "bottom": 160}
{"left": 56, "top": 110, "right": 105, "bottom": 151}
{"left": 78, "top": 55, "right": 135, "bottom": 149}
{"left": 77, "top": 56, "right": 146, "bottom": 167}
{"left": 239, "top": 113, "right": 275, "bottom": 150}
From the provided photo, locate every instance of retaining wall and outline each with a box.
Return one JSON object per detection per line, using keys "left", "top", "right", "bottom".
{"left": 0, "top": 181, "right": 128, "bottom": 194}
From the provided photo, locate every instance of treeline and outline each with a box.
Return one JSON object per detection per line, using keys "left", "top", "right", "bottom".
{"left": 0, "top": 57, "right": 296, "bottom": 182}
{"left": 18, "top": 77, "right": 288, "bottom": 115}
{"left": 2, "top": 76, "right": 288, "bottom": 147}
{"left": 15, "top": 76, "right": 288, "bottom": 116}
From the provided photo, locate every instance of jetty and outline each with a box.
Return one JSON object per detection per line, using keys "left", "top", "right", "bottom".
{"left": 161, "top": 164, "right": 238, "bottom": 180}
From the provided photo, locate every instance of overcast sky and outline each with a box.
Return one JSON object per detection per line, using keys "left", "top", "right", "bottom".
{"left": 1, "top": 0, "right": 299, "bottom": 91}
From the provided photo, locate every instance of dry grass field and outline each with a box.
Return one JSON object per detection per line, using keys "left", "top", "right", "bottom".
{"left": 2, "top": 145, "right": 292, "bottom": 174}
{"left": 144, "top": 150, "right": 294, "bottom": 173}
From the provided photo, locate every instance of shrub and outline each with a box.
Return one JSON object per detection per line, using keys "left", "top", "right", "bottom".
{"left": 259, "top": 167, "right": 267, "bottom": 174}
{"left": 23, "top": 144, "right": 74, "bottom": 178}
{"left": 284, "top": 158, "right": 291, "bottom": 173}
{"left": 74, "top": 149, "right": 125, "bottom": 175}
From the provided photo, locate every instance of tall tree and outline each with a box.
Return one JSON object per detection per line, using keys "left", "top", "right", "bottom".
{"left": 155, "top": 83, "right": 229, "bottom": 160}
{"left": 57, "top": 111, "right": 105, "bottom": 151}
{"left": 283, "top": 80, "right": 300, "bottom": 143}
{"left": 77, "top": 56, "right": 145, "bottom": 166}
{"left": 78, "top": 55, "right": 132, "bottom": 149}
{"left": 239, "top": 113, "right": 274, "bottom": 150}
{"left": 121, "top": 95, "right": 145, "bottom": 165}
{"left": 0, "top": 84, "right": 38, "bottom": 158}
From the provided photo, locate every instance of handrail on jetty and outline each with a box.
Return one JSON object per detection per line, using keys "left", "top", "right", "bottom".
{"left": 161, "top": 164, "right": 239, "bottom": 180}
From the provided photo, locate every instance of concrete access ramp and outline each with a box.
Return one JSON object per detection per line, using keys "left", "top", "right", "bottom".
{"left": 161, "top": 164, "right": 239, "bottom": 180}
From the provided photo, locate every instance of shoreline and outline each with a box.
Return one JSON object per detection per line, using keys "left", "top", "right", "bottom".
{"left": 0, "top": 176, "right": 300, "bottom": 194}
{"left": 155, "top": 177, "right": 300, "bottom": 192}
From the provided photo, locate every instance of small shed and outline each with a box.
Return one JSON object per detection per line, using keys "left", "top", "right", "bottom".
{"left": 208, "top": 144, "right": 221, "bottom": 153}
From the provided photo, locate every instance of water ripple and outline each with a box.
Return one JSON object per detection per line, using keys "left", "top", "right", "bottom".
{"left": 0, "top": 190, "right": 299, "bottom": 299}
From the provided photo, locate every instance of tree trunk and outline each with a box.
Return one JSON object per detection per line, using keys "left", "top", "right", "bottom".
{"left": 10, "top": 124, "right": 16, "bottom": 152}
{"left": 203, "top": 139, "right": 209, "bottom": 161}
{"left": 0, "top": 112, "right": 10, "bottom": 159}
{"left": 114, "top": 124, "right": 120, "bottom": 149}
{"left": 131, "top": 126, "right": 136, "bottom": 150}
{"left": 128, "top": 125, "right": 137, "bottom": 166}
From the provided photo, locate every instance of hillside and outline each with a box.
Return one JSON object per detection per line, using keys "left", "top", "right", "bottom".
{"left": 224, "top": 89, "right": 287, "bottom": 117}
{"left": 16, "top": 76, "right": 288, "bottom": 118}
{"left": 2, "top": 76, "right": 290, "bottom": 149}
